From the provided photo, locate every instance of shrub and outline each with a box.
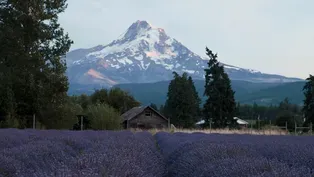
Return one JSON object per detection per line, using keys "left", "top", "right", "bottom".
{"left": 1, "top": 115, "right": 20, "bottom": 128}
{"left": 275, "top": 110, "right": 303, "bottom": 131}
{"left": 86, "top": 104, "right": 122, "bottom": 130}
{"left": 39, "top": 102, "right": 83, "bottom": 129}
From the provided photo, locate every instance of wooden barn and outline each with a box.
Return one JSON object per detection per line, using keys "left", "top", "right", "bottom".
{"left": 121, "top": 106, "right": 169, "bottom": 129}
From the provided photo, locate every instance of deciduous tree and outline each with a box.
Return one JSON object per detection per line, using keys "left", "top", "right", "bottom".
{"left": 0, "top": 0, "right": 72, "bottom": 128}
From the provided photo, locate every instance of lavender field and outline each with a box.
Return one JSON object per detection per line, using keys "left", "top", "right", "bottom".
{"left": 0, "top": 129, "right": 314, "bottom": 177}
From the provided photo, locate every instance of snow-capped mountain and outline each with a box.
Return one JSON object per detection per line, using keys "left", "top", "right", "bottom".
{"left": 66, "top": 20, "right": 302, "bottom": 88}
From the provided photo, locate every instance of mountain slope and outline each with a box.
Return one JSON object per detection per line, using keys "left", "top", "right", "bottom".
{"left": 65, "top": 20, "right": 302, "bottom": 88}
{"left": 113, "top": 80, "right": 287, "bottom": 106}
{"left": 238, "top": 81, "right": 305, "bottom": 105}
{"left": 113, "top": 80, "right": 305, "bottom": 106}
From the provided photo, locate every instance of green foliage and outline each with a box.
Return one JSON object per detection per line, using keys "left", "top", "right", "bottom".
{"left": 91, "top": 89, "right": 108, "bottom": 104}
{"left": 150, "top": 103, "right": 158, "bottom": 111}
{"left": 302, "top": 75, "right": 314, "bottom": 125}
{"left": 89, "top": 88, "right": 140, "bottom": 114}
{"left": 86, "top": 104, "right": 122, "bottom": 130}
{"left": 275, "top": 111, "right": 303, "bottom": 131}
{"left": 0, "top": 0, "right": 72, "bottom": 128}
{"left": 275, "top": 98, "right": 303, "bottom": 131}
{"left": 159, "top": 105, "right": 165, "bottom": 115}
{"left": 0, "top": 115, "right": 20, "bottom": 128}
{"left": 203, "top": 47, "right": 236, "bottom": 128}
{"left": 236, "top": 97, "right": 304, "bottom": 130}
{"left": 108, "top": 88, "right": 141, "bottom": 114}
{"left": 164, "top": 72, "right": 201, "bottom": 128}
{"left": 39, "top": 100, "right": 83, "bottom": 129}
{"left": 66, "top": 88, "right": 141, "bottom": 130}
{"left": 78, "top": 94, "right": 91, "bottom": 110}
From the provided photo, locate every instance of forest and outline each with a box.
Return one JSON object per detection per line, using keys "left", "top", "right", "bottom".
{"left": 1, "top": 0, "right": 314, "bottom": 132}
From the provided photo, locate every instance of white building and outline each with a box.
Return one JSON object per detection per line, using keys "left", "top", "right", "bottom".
{"left": 196, "top": 117, "right": 249, "bottom": 127}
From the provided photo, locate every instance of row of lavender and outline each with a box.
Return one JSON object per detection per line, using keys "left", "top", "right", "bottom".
{"left": 154, "top": 132, "right": 314, "bottom": 177}
{"left": 0, "top": 129, "right": 166, "bottom": 177}
{"left": 1, "top": 129, "right": 314, "bottom": 177}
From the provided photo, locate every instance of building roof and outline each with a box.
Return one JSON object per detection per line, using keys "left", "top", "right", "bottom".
{"left": 121, "top": 106, "right": 168, "bottom": 122}
{"left": 196, "top": 120, "right": 205, "bottom": 125}
{"left": 195, "top": 117, "right": 249, "bottom": 125}
{"left": 234, "top": 117, "right": 249, "bottom": 125}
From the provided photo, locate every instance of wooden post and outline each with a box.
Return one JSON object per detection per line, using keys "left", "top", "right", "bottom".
{"left": 80, "top": 116, "right": 83, "bottom": 131}
{"left": 127, "top": 119, "right": 129, "bottom": 129}
{"left": 250, "top": 122, "right": 253, "bottom": 134}
{"left": 285, "top": 121, "right": 288, "bottom": 132}
{"left": 258, "top": 115, "right": 260, "bottom": 130}
{"left": 168, "top": 118, "right": 170, "bottom": 130}
{"left": 310, "top": 123, "right": 312, "bottom": 135}
{"left": 209, "top": 120, "right": 212, "bottom": 133}
{"left": 269, "top": 120, "right": 271, "bottom": 135}
{"left": 295, "top": 121, "right": 297, "bottom": 135}
{"left": 33, "top": 114, "right": 36, "bottom": 129}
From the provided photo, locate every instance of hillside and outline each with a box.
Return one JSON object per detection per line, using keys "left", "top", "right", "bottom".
{"left": 69, "top": 79, "right": 305, "bottom": 106}
{"left": 238, "top": 81, "right": 306, "bottom": 105}
{"left": 114, "top": 80, "right": 293, "bottom": 106}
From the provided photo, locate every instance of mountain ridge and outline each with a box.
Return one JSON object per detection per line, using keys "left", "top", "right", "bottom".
{"left": 65, "top": 20, "right": 303, "bottom": 88}
{"left": 112, "top": 80, "right": 305, "bottom": 107}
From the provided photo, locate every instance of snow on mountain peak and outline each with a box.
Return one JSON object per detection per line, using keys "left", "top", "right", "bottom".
{"left": 66, "top": 20, "right": 303, "bottom": 87}
{"left": 85, "top": 20, "right": 180, "bottom": 67}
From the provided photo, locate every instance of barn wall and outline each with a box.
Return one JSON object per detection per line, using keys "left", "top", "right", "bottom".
{"left": 128, "top": 108, "right": 168, "bottom": 129}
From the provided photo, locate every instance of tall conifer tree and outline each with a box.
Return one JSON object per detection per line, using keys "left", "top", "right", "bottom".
{"left": 164, "top": 72, "right": 201, "bottom": 128}
{"left": 203, "top": 47, "right": 236, "bottom": 128}
{"left": 302, "top": 75, "right": 314, "bottom": 126}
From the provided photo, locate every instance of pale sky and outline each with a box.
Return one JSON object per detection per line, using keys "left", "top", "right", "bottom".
{"left": 58, "top": 0, "right": 314, "bottom": 79}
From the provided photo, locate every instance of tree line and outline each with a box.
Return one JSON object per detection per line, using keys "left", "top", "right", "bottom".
{"left": 0, "top": 0, "right": 140, "bottom": 130}
{"left": 0, "top": 0, "right": 72, "bottom": 129}
{"left": 159, "top": 48, "right": 314, "bottom": 131}
{"left": 68, "top": 88, "right": 140, "bottom": 130}
{"left": 1, "top": 0, "right": 314, "bottom": 131}
{"left": 160, "top": 48, "right": 237, "bottom": 128}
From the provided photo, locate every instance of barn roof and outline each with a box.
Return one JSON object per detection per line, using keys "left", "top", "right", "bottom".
{"left": 121, "top": 106, "right": 168, "bottom": 121}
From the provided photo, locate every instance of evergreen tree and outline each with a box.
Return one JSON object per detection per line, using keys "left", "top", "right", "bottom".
{"left": 235, "top": 102, "right": 241, "bottom": 116}
{"left": 203, "top": 47, "right": 236, "bottom": 128}
{"left": 159, "top": 105, "right": 165, "bottom": 115}
{"left": 0, "top": 0, "right": 72, "bottom": 128}
{"left": 276, "top": 98, "right": 303, "bottom": 131}
{"left": 187, "top": 76, "right": 202, "bottom": 123}
{"left": 302, "top": 75, "right": 314, "bottom": 126}
{"left": 279, "top": 97, "right": 291, "bottom": 111}
{"left": 149, "top": 103, "right": 158, "bottom": 111}
{"left": 164, "top": 72, "right": 201, "bottom": 128}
